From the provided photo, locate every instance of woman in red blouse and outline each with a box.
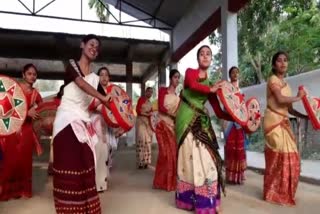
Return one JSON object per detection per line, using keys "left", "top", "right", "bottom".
{"left": 153, "top": 69, "right": 181, "bottom": 191}
{"left": 0, "top": 64, "right": 43, "bottom": 200}
{"left": 223, "top": 67, "right": 247, "bottom": 184}
{"left": 135, "top": 87, "right": 154, "bottom": 169}
{"left": 175, "top": 46, "right": 230, "bottom": 213}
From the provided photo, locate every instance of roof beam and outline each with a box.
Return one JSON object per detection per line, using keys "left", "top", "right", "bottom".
{"left": 0, "top": 70, "right": 64, "bottom": 80}
{"left": 0, "top": 46, "right": 165, "bottom": 64}
{"left": 160, "top": 48, "right": 171, "bottom": 65}
{"left": 149, "top": 0, "right": 166, "bottom": 25}
{"left": 141, "top": 47, "right": 170, "bottom": 83}
{"left": 54, "top": 34, "right": 70, "bottom": 60}
{"left": 228, "top": 0, "right": 249, "bottom": 13}
{"left": 141, "top": 63, "right": 157, "bottom": 83}
{"left": 171, "top": 0, "right": 221, "bottom": 62}
{"left": 126, "top": 44, "right": 136, "bottom": 62}
{"left": 111, "top": 0, "right": 174, "bottom": 28}
{"left": 0, "top": 9, "right": 171, "bottom": 31}
{"left": 0, "top": 69, "right": 142, "bottom": 83}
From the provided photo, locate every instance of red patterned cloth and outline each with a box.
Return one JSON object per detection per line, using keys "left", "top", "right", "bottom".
{"left": 224, "top": 125, "right": 246, "bottom": 184}
{"left": 263, "top": 75, "right": 300, "bottom": 206}
{"left": 0, "top": 134, "right": 21, "bottom": 200}
{"left": 153, "top": 120, "right": 177, "bottom": 191}
{"left": 136, "top": 96, "right": 148, "bottom": 116}
{"left": 53, "top": 125, "right": 101, "bottom": 214}
{"left": 0, "top": 87, "right": 42, "bottom": 200}
{"left": 263, "top": 146, "right": 300, "bottom": 206}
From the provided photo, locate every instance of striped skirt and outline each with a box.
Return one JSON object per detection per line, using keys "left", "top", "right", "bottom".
{"left": 53, "top": 125, "right": 101, "bottom": 214}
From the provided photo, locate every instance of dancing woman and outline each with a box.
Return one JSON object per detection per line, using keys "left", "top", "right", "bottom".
{"left": 175, "top": 45, "right": 227, "bottom": 213}
{"left": 135, "top": 87, "right": 154, "bottom": 169}
{"left": 263, "top": 51, "right": 307, "bottom": 206}
{"left": 153, "top": 69, "right": 181, "bottom": 191}
{"left": 91, "top": 66, "right": 122, "bottom": 192}
{"left": 0, "top": 64, "right": 42, "bottom": 200}
{"left": 52, "top": 34, "right": 110, "bottom": 214}
{"left": 224, "top": 66, "right": 247, "bottom": 184}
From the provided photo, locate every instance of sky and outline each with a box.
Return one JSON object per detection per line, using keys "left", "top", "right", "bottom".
{"left": 0, "top": 0, "right": 218, "bottom": 96}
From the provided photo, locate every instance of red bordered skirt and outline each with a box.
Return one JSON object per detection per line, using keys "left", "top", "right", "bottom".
{"left": 53, "top": 125, "right": 101, "bottom": 214}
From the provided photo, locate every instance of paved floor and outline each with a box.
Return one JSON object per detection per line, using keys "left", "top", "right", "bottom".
{"left": 1, "top": 150, "right": 320, "bottom": 214}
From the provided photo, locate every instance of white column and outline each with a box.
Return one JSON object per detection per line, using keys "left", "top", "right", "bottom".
{"left": 221, "top": 0, "right": 238, "bottom": 80}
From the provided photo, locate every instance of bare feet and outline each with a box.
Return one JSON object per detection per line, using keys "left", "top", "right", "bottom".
{"left": 216, "top": 207, "right": 222, "bottom": 214}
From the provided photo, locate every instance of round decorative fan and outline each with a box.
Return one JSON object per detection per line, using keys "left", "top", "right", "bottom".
{"left": 0, "top": 75, "right": 27, "bottom": 136}
{"left": 299, "top": 85, "right": 320, "bottom": 130}
{"left": 244, "top": 97, "right": 261, "bottom": 133}
{"left": 216, "top": 81, "right": 248, "bottom": 126}
{"left": 32, "top": 100, "right": 59, "bottom": 137}
{"left": 106, "top": 84, "right": 135, "bottom": 131}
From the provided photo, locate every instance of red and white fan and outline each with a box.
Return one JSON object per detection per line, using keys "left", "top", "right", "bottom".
{"left": 90, "top": 84, "right": 135, "bottom": 132}
{"left": 33, "top": 100, "right": 59, "bottom": 138}
{"left": 299, "top": 85, "right": 320, "bottom": 130}
{"left": 0, "top": 75, "right": 27, "bottom": 136}
{"left": 243, "top": 97, "right": 261, "bottom": 133}
{"left": 215, "top": 81, "right": 249, "bottom": 126}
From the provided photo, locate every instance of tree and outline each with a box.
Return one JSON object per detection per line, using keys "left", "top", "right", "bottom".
{"left": 209, "top": 0, "right": 318, "bottom": 87}
{"left": 88, "top": 0, "right": 110, "bottom": 22}
{"left": 208, "top": 29, "right": 223, "bottom": 84}
{"left": 237, "top": 0, "right": 314, "bottom": 84}
{"left": 274, "top": 5, "right": 320, "bottom": 74}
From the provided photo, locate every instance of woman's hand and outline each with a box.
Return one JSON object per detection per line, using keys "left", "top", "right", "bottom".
{"left": 144, "top": 112, "right": 152, "bottom": 117}
{"left": 101, "top": 94, "right": 112, "bottom": 109}
{"left": 210, "top": 81, "right": 225, "bottom": 93}
{"left": 297, "top": 89, "right": 306, "bottom": 99}
{"left": 115, "top": 129, "right": 125, "bottom": 138}
{"left": 28, "top": 107, "right": 40, "bottom": 120}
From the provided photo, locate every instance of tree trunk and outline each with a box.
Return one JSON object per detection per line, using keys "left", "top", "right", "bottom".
{"left": 249, "top": 52, "right": 265, "bottom": 83}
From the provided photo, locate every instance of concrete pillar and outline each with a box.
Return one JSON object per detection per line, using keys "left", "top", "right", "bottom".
{"left": 125, "top": 61, "right": 134, "bottom": 146}
{"left": 126, "top": 61, "right": 133, "bottom": 98}
{"left": 170, "top": 63, "right": 178, "bottom": 70}
{"left": 221, "top": 0, "right": 238, "bottom": 80}
{"left": 141, "top": 82, "right": 146, "bottom": 96}
{"left": 158, "top": 63, "right": 166, "bottom": 88}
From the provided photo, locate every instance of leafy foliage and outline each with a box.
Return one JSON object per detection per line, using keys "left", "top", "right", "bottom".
{"left": 208, "top": 1, "right": 320, "bottom": 159}
{"left": 209, "top": 0, "right": 320, "bottom": 86}
{"left": 88, "top": 0, "right": 110, "bottom": 22}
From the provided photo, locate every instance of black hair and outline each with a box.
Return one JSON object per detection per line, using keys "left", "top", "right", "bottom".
{"left": 57, "top": 84, "right": 65, "bottom": 99}
{"left": 146, "top": 87, "right": 153, "bottom": 91}
{"left": 23, "top": 63, "right": 38, "bottom": 74}
{"left": 271, "top": 51, "right": 289, "bottom": 74}
{"left": 97, "top": 66, "right": 110, "bottom": 76}
{"left": 228, "top": 66, "right": 239, "bottom": 77}
{"left": 78, "top": 34, "right": 101, "bottom": 60}
{"left": 196, "top": 45, "right": 212, "bottom": 59}
{"left": 82, "top": 34, "right": 101, "bottom": 46}
{"left": 169, "top": 69, "right": 180, "bottom": 79}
